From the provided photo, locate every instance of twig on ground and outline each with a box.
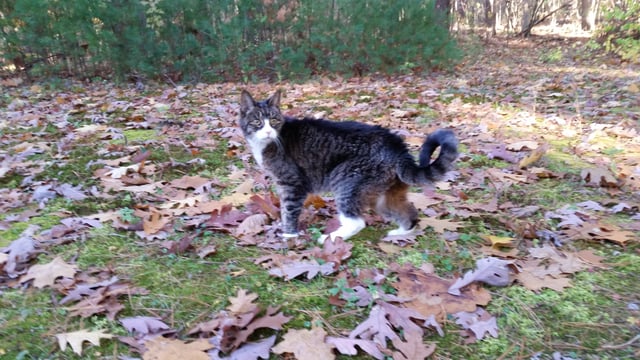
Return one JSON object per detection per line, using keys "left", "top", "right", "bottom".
{"left": 601, "top": 333, "right": 640, "bottom": 350}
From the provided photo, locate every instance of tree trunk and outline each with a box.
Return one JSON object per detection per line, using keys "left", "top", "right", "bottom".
{"left": 520, "top": 0, "right": 537, "bottom": 37}
{"left": 579, "top": 0, "right": 598, "bottom": 30}
{"left": 485, "top": 0, "right": 497, "bottom": 35}
{"left": 435, "top": 0, "right": 452, "bottom": 29}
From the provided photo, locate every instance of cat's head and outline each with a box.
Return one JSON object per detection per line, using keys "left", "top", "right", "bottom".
{"left": 238, "top": 90, "right": 285, "bottom": 144}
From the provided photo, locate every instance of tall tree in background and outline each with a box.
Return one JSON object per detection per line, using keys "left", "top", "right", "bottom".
{"left": 435, "top": 0, "right": 453, "bottom": 28}
{"left": 579, "top": 0, "right": 599, "bottom": 30}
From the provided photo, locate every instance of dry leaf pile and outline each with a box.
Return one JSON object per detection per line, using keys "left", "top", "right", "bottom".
{"left": 1, "top": 36, "right": 639, "bottom": 358}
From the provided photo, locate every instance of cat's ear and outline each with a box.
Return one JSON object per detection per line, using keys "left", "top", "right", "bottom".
{"left": 267, "top": 89, "right": 282, "bottom": 108}
{"left": 240, "top": 90, "right": 255, "bottom": 116}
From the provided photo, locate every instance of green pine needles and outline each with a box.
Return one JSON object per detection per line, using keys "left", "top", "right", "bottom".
{"left": 0, "top": 0, "right": 460, "bottom": 81}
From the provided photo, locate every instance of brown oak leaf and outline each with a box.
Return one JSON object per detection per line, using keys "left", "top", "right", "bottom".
{"left": 2, "top": 224, "right": 38, "bottom": 277}
{"left": 448, "top": 257, "right": 513, "bottom": 296}
{"left": 453, "top": 308, "right": 498, "bottom": 340}
{"left": 227, "top": 289, "right": 259, "bottom": 314}
{"left": 120, "top": 316, "right": 170, "bottom": 335}
{"left": 349, "top": 304, "right": 399, "bottom": 346}
{"left": 268, "top": 259, "right": 336, "bottom": 281}
{"left": 391, "top": 330, "right": 436, "bottom": 360}
{"left": 210, "top": 335, "right": 275, "bottom": 360}
{"left": 581, "top": 167, "right": 618, "bottom": 187}
{"left": 142, "top": 337, "right": 213, "bottom": 360}
{"left": 272, "top": 327, "right": 335, "bottom": 360}
{"left": 55, "top": 329, "right": 114, "bottom": 356}
{"left": 20, "top": 257, "right": 78, "bottom": 288}
{"left": 391, "top": 263, "right": 491, "bottom": 320}
{"left": 326, "top": 336, "right": 387, "bottom": 360}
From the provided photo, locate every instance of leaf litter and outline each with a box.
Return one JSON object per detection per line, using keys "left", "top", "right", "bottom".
{"left": 0, "top": 36, "right": 639, "bottom": 359}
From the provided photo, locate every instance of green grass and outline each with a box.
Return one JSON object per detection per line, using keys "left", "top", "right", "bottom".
{"left": 2, "top": 40, "right": 640, "bottom": 359}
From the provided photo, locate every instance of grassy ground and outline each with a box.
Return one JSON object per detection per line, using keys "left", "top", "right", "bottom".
{"left": 1, "top": 35, "right": 639, "bottom": 359}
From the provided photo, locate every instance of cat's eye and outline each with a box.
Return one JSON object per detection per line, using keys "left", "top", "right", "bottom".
{"left": 269, "top": 118, "right": 279, "bottom": 126}
{"left": 250, "top": 119, "right": 262, "bottom": 126}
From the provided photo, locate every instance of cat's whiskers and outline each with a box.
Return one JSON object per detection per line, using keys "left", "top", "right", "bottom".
{"left": 273, "top": 134, "right": 284, "bottom": 153}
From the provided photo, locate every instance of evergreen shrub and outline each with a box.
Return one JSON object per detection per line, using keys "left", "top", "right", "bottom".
{"left": 0, "top": 0, "right": 459, "bottom": 81}
{"left": 597, "top": 0, "right": 640, "bottom": 63}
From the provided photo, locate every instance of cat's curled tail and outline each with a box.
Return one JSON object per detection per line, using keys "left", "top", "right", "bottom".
{"left": 396, "top": 129, "right": 458, "bottom": 185}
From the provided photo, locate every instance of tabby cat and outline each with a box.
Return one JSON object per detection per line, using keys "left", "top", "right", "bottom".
{"left": 238, "top": 90, "right": 458, "bottom": 243}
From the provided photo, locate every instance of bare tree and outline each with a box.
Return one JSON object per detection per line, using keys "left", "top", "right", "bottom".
{"left": 579, "top": 0, "right": 600, "bottom": 30}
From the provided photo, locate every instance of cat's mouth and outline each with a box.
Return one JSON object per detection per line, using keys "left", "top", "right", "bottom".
{"left": 254, "top": 123, "right": 278, "bottom": 142}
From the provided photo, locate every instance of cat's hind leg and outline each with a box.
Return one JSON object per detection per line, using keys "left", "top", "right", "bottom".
{"left": 318, "top": 187, "right": 367, "bottom": 243}
{"left": 376, "top": 182, "right": 419, "bottom": 236}
{"left": 319, "top": 213, "right": 366, "bottom": 244}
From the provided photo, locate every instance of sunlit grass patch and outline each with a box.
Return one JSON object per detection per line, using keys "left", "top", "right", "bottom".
{"left": 111, "top": 129, "right": 160, "bottom": 145}
{"left": 483, "top": 250, "right": 640, "bottom": 358}
{"left": 0, "top": 290, "right": 67, "bottom": 357}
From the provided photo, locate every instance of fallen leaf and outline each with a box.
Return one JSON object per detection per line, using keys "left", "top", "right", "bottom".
{"left": 170, "top": 175, "right": 212, "bottom": 189}
{"left": 55, "top": 329, "right": 113, "bottom": 356}
{"left": 514, "top": 272, "right": 572, "bottom": 292}
{"left": 407, "top": 192, "right": 442, "bottom": 210}
{"left": 197, "top": 244, "right": 217, "bottom": 258}
{"left": 391, "top": 263, "right": 491, "bottom": 319}
{"left": 55, "top": 183, "right": 88, "bottom": 201}
{"left": 210, "top": 335, "right": 276, "bottom": 360}
{"left": 576, "top": 200, "right": 606, "bottom": 211}
{"left": 448, "top": 257, "right": 513, "bottom": 295}
{"left": 312, "top": 236, "right": 354, "bottom": 265}
{"left": 518, "top": 143, "right": 548, "bottom": 169}
{"left": 485, "top": 168, "right": 528, "bottom": 184}
{"left": 230, "top": 306, "right": 292, "bottom": 350}
{"left": 304, "top": 194, "right": 327, "bottom": 208}
{"left": 506, "top": 140, "right": 539, "bottom": 151}
{"left": 453, "top": 308, "right": 498, "bottom": 340}
{"left": 378, "top": 242, "right": 403, "bottom": 255}
{"left": 105, "top": 164, "right": 141, "bottom": 179}
{"left": 221, "top": 179, "right": 255, "bottom": 206}
{"left": 326, "top": 336, "right": 386, "bottom": 360}
{"left": 59, "top": 276, "right": 120, "bottom": 304}
{"left": 483, "top": 235, "right": 516, "bottom": 248}
{"left": 235, "top": 213, "right": 268, "bottom": 237}
{"left": 247, "top": 193, "right": 280, "bottom": 219}
{"left": 581, "top": 167, "right": 618, "bottom": 187}
{"left": 391, "top": 329, "right": 436, "bottom": 360}
{"left": 120, "top": 316, "right": 170, "bottom": 335}
{"left": 143, "top": 337, "right": 213, "bottom": 360}
{"left": 419, "top": 217, "right": 463, "bottom": 234}
{"left": 272, "top": 327, "right": 335, "bottom": 360}
{"left": 268, "top": 260, "right": 336, "bottom": 281}
{"left": 380, "top": 230, "right": 421, "bottom": 246}
{"left": 482, "top": 143, "right": 519, "bottom": 163}
{"left": 227, "top": 289, "right": 259, "bottom": 314}
{"left": 20, "top": 257, "right": 78, "bottom": 288}
{"left": 142, "top": 211, "right": 170, "bottom": 235}
{"left": 2, "top": 225, "right": 38, "bottom": 276}
{"left": 576, "top": 249, "right": 609, "bottom": 269}
{"left": 349, "top": 304, "right": 399, "bottom": 346}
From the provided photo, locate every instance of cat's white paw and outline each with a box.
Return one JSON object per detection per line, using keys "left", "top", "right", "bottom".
{"left": 317, "top": 234, "right": 329, "bottom": 245}
{"left": 281, "top": 233, "right": 299, "bottom": 238}
{"left": 387, "top": 226, "right": 417, "bottom": 237}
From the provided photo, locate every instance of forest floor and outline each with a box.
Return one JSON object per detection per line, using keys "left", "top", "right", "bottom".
{"left": 1, "top": 34, "right": 639, "bottom": 360}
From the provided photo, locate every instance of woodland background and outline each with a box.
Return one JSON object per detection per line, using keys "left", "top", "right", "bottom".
{"left": 0, "top": 0, "right": 638, "bottom": 82}
{"left": 1, "top": 1, "right": 639, "bottom": 360}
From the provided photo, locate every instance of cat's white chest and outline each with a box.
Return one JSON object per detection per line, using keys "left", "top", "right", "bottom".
{"left": 246, "top": 120, "right": 278, "bottom": 168}
{"left": 247, "top": 137, "right": 267, "bottom": 167}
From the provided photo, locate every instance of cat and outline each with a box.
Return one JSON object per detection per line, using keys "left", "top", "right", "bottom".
{"left": 238, "top": 89, "right": 458, "bottom": 243}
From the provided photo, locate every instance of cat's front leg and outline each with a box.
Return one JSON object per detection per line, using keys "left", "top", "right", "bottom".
{"left": 278, "top": 186, "right": 306, "bottom": 238}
